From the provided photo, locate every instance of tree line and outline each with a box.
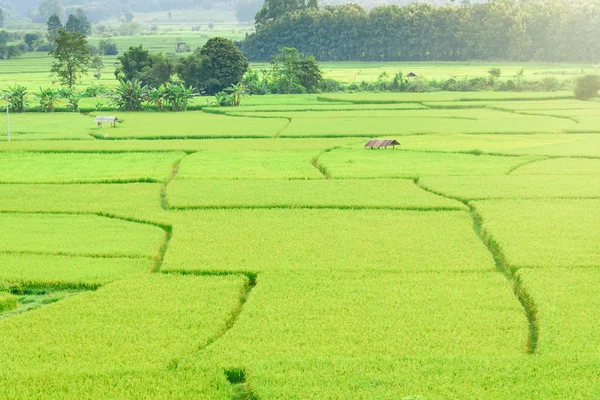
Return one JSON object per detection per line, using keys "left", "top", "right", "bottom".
{"left": 239, "top": 0, "right": 600, "bottom": 62}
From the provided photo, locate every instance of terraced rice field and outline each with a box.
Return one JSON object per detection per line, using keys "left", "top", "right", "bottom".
{"left": 0, "top": 92, "right": 599, "bottom": 399}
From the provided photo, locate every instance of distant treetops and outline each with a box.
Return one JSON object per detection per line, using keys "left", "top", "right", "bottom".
{"left": 239, "top": 0, "right": 600, "bottom": 63}
{"left": 47, "top": 9, "right": 91, "bottom": 39}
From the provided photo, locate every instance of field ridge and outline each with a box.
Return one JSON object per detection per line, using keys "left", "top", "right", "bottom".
{"left": 415, "top": 179, "right": 539, "bottom": 353}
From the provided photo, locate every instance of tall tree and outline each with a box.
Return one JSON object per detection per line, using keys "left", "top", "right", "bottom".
{"left": 49, "top": 30, "right": 91, "bottom": 88}
{"left": 255, "top": 0, "right": 319, "bottom": 29}
{"left": 65, "top": 9, "right": 91, "bottom": 36}
{"left": 271, "top": 47, "right": 302, "bottom": 94}
{"left": 175, "top": 49, "right": 207, "bottom": 91}
{"left": 271, "top": 47, "right": 322, "bottom": 94}
{"left": 0, "top": 8, "right": 5, "bottom": 29}
{"left": 90, "top": 55, "right": 104, "bottom": 80}
{"left": 47, "top": 14, "right": 63, "bottom": 42}
{"left": 198, "top": 37, "right": 248, "bottom": 94}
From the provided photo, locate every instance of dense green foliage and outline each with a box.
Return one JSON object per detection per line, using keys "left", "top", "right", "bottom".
{"left": 241, "top": 0, "right": 600, "bottom": 62}
{"left": 115, "top": 45, "right": 173, "bottom": 88}
{"left": 177, "top": 37, "right": 248, "bottom": 95}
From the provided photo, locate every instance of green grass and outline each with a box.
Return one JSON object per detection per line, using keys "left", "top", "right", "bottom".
{"left": 318, "top": 91, "right": 574, "bottom": 104}
{"left": 473, "top": 99, "right": 600, "bottom": 111}
{"left": 0, "top": 292, "right": 18, "bottom": 313}
{"left": 0, "top": 91, "right": 599, "bottom": 398}
{"left": 176, "top": 150, "right": 323, "bottom": 180}
{"left": 0, "top": 366, "right": 234, "bottom": 399}
{"left": 473, "top": 199, "right": 600, "bottom": 268}
{"left": 167, "top": 179, "right": 466, "bottom": 210}
{"left": 0, "top": 137, "right": 362, "bottom": 152}
{"left": 0, "top": 152, "right": 184, "bottom": 183}
{"left": 0, "top": 113, "right": 95, "bottom": 141}
{"left": 0, "top": 183, "right": 165, "bottom": 223}
{"left": 420, "top": 175, "right": 600, "bottom": 200}
{"left": 231, "top": 109, "right": 576, "bottom": 136}
{"left": 0, "top": 254, "right": 152, "bottom": 286}
{"left": 399, "top": 133, "right": 600, "bottom": 157}
{"left": 183, "top": 269, "right": 529, "bottom": 398}
{"left": 89, "top": 111, "right": 290, "bottom": 139}
{"left": 316, "top": 62, "right": 593, "bottom": 84}
{"left": 319, "top": 149, "right": 539, "bottom": 179}
{"left": 518, "top": 268, "right": 600, "bottom": 356}
{"left": 0, "top": 274, "right": 247, "bottom": 374}
{"left": 512, "top": 157, "right": 600, "bottom": 175}
{"left": 0, "top": 213, "right": 165, "bottom": 259}
{"left": 162, "top": 209, "right": 493, "bottom": 274}
{"left": 229, "top": 103, "right": 428, "bottom": 112}
{"left": 1, "top": 54, "right": 590, "bottom": 89}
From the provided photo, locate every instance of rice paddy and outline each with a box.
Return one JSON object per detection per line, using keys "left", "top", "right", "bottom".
{"left": 0, "top": 92, "right": 598, "bottom": 398}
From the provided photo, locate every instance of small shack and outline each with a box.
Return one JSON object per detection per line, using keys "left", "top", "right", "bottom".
{"left": 95, "top": 116, "right": 119, "bottom": 128}
{"left": 407, "top": 72, "right": 419, "bottom": 78}
{"left": 364, "top": 139, "right": 400, "bottom": 150}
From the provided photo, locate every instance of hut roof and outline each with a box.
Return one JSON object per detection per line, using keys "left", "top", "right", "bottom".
{"left": 364, "top": 139, "right": 400, "bottom": 148}
{"left": 407, "top": 72, "right": 419, "bottom": 77}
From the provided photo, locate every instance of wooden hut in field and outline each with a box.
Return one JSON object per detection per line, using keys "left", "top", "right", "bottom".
{"left": 364, "top": 139, "right": 400, "bottom": 149}
{"left": 95, "top": 116, "right": 119, "bottom": 128}
{"left": 407, "top": 72, "right": 419, "bottom": 78}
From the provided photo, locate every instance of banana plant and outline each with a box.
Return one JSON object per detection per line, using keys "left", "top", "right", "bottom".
{"left": 3, "top": 85, "right": 29, "bottom": 113}
{"left": 110, "top": 79, "right": 149, "bottom": 111}
{"left": 226, "top": 83, "right": 247, "bottom": 107}
{"left": 65, "top": 89, "right": 83, "bottom": 112}
{"left": 148, "top": 86, "right": 166, "bottom": 111}
{"left": 36, "top": 87, "right": 60, "bottom": 112}
{"left": 161, "top": 83, "right": 194, "bottom": 111}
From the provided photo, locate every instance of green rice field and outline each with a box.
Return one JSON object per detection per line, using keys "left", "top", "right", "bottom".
{"left": 0, "top": 50, "right": 596, "bottom": 89}
{"left": 0, "top": 92, "right": 599, "bottom": 398}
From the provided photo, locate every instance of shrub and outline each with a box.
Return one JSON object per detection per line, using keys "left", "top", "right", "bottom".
{"left": 574, "top": 74, "right": 600, "bottom": 100}
{"left": 98, "top": 39, "right": 118, "bottom": 56}
{"left": 83, "top": 83, "right": 106, "bottom": 98}
{"left": 320, "top": 78, "right": 343, "bottom": 93}
{"left": 540, "top": 77, "right": 560, "bottom": 92}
